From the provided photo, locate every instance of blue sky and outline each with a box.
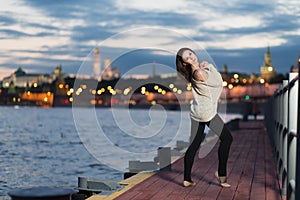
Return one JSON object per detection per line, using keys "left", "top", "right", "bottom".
{"left": 0, "top": 0, "right": 299, "bottom": 79}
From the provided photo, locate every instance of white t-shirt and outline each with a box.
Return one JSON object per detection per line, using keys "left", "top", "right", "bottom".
{"left": 190, "top": 64, "right": 223, "bottom": 122}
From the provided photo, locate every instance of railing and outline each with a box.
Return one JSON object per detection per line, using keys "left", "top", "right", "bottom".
{"left": 264, "top": 73, "right": 299, "bottom": 200}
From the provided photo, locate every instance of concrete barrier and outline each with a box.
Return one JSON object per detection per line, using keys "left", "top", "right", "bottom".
{"left": 8, "top": 186, "right": 74, "bottom": 200}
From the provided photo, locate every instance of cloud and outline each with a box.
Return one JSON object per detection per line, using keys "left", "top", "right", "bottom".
{"left": 0, "top": 29, "right": 31, "bottom": 38}
{"left": 202, "top": 15, "right": 265, "bottom": 31}
{"left": 0, "top": 67, "right": 16, "bottom": 80}
{"left": 0, "top": 15, "right": 16, "bottom": 26}
{"left": 206, "top": 33, "right": 287, "bottom": 49}
{"left": 0, "top": 0, "right": 299, "bottom": 79}
{"left": 71, "top": 26, "right": 114, "bottom": 42}
{"left": 115, "top": 0, "right": 188, "bottom": 13}
{"left": 275, "top": 0, "right": 300, "bottom": 16}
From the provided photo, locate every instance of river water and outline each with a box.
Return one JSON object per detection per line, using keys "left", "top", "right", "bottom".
{"left": 0, "top": 106, "right": 241, "bottom": 197}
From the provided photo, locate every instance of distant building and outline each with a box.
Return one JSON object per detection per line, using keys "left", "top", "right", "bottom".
{"left": 93, "top": 48, "right": 101, "bottom": 81}
{"left": 93, "top": 48, "right": 119, "bottom": 81}
{"left": 220, "top": 64, "right": 229, "bottom": 82}
{"left": 102, "top": 58, "right": 120, "bottom": 80}
{"left": 260, "top": 47, "right": 276, "bottom": 82}
{"left": 2, "top": 67, "right": 54, "bottom": 88}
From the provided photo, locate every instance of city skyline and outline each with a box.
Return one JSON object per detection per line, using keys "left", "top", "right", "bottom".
{"left": 0, "top": 0, "right": 299, "bottom": 80}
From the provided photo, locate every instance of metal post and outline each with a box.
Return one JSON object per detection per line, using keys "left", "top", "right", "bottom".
{"left": 282, "top": 80, "right": 288, "bottom": 195}
{"left": 295, "top": 58, "right": 300, "bottom": 200}
{"left": 158, "top": 147, "right": 171, "bottom": 171}
{"left": 288, "top": 73, "right": 298, "bottom": 200}
{"left": 275, "top": 86, "right": 281, "bottom": 160}
{"left": 271, "top": 95, "right": 276, "bottom": 147}
{"left": 278, "top": 84, "right": 283, "bottom": 179}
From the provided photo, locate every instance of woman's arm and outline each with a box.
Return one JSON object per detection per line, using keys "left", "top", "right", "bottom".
{"left": 192, "top": 68, "right": 209, "bottom": 82}
{"left": 191, "top": 61, "right": 209, "bottom": 82}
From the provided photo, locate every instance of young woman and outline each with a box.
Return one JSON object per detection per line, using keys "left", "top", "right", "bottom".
{"left": 176, "top": 47, "right": 233, "bottom": 188}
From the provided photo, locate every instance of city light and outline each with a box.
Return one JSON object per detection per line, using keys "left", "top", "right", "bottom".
{"left": 228, "top": 84, "right": 234, "bottom": 89}
{"left": 187, "top": 83, "right": 192, "bottom": 91}
{"left": 75, "top": 88, "right": 82, "bottom": 95}
{"left": 268, "top": 67, "right": 273, "bottom": 72}
{"left": 123, "top": 88, "right": 131, "bottom": 95}
{"left": 260, "top": 78, "right": 265, "bottom": 84}
{"left": 222, "top": 81, "right": 228, "bottom": 87}
{"left": 245, "top": 95, "right": 250, "bottom": 101}
{"left": 33, "top": 83, "right": 38, "bottom": 88}
{"left": 110, "top": 89, "right": 116, "bottom": 95}
{"left": 90, "top": 100, "right": 96, "bottom": 105}
{"left": 58, "top": 83, "right": 63, "bottom": 89}
{"left": 233, "top": 74, "right": 239, "bottom": 79}
{"left": 141, "top": 86, "right": 146, "bottom": 95}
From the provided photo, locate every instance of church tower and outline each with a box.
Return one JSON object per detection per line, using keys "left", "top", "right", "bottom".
{"left": 93, "top": 48, "right": 101, "bottom": 81}
{"left": 260, "top": 46, "right": 275, "bottom": 82}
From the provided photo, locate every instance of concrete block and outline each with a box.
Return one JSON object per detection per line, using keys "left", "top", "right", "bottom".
{"left": 175, "top": 140, "right": 189, "bottom": 150}
{"left": 171, "top": 149, "right": 182, "bottom": 157}
{"left": 78, "top": 177, "right": 118, "bottom": 192}
{"left": 87, "top": 179, "right": 118, "bottom": 191}
{"left": 129, "top": 160, "right": 158, "bottom": 173}
{"left": 158, "top": 147, "right": 171, "bottom": 171}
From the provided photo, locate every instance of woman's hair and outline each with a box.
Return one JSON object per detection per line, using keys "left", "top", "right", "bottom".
{"left": 176, "top": 47, "right": 195, "bottom": 82}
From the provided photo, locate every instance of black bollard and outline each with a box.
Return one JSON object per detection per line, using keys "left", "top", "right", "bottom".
{"left": 8, "top": 186, "right": 74, "bottom": 200}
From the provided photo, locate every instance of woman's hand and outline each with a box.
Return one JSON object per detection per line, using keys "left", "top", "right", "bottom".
{"left": 199, "top": 61, "right": 209, "bottom": 70}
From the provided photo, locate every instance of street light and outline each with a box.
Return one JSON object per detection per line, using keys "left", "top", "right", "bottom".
{"left": 259, "top": 78, "right": 265, "bottom": 98}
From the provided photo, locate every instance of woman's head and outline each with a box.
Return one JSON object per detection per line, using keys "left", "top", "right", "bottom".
{"left": 176, "top": 47, "right": 198, "bottom": 82}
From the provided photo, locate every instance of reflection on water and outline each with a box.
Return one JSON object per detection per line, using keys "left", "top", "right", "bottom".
{"left": 0, "top": 107, "right": 189, "bottom": 196}
{"left": 0, "top": 106, "right": 240, "bottom": 197}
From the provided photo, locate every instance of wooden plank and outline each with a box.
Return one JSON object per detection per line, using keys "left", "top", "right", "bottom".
{"left": 112, "top": 120, "right": 284, "bottom": 200}
{"left": 250, "top": 129, "right": 266, "bottom": 200}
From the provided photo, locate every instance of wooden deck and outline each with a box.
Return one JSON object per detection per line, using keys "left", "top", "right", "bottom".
{"left": 114, "top": 120, "right": 284, "bottom": 200}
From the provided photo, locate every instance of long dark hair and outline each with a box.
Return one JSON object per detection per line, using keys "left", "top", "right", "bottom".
{"left": 176, "top": 47, "right": 195, "bottom": 82}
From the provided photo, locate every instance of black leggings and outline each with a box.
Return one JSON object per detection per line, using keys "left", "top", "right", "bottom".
{"left": 184, "top": 114, "right": 233, "bottom": 182}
